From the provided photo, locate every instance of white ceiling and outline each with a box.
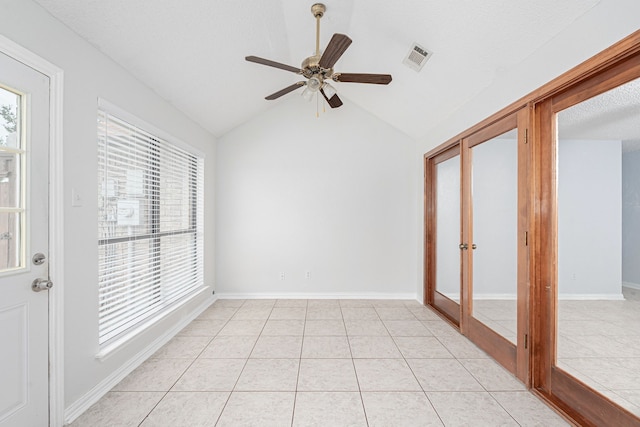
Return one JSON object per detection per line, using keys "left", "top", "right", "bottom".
{"left": 558, "top": 76, "right": 640, "bottom": 150}
{"left": 34, "top": 0, "right": 602, "bottom": 139}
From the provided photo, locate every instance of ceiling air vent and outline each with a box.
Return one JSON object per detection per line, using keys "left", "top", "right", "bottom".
{"left": 403, "top": 43, "right": 432, "bottom": 72}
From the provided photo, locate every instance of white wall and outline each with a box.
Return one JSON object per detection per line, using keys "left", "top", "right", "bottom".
{"left": 416, "top": 0, "right": 640, "bottom": 300}
{"left": 558, "top": 140, "right": 622, "bottom": 298}
{"left": 216, "top": 98, "right": 417, "bottom": 298}
{"left": 0, "top": 0, "right": 216, "bottom": 420}
{"left": 622, "top": 150, "right": 640, "bottom": 288}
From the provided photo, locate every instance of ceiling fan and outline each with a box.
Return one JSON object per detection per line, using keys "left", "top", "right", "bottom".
{"left": 245, "top": 3, "right": 392, "bottom": 108}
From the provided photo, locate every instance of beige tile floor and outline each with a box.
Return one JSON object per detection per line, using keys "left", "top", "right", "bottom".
{"left": 557, "top": 287, "right": 640, "bottom": 417}
{"left": 460, "top": 287, "right": 640, "bottom": 418}
{"left": 70, "top": 299, "right": 569, "bottom": 426}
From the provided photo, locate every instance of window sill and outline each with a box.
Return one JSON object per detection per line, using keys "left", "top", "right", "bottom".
{"left": 95, "top": 286, "right": 208, "bottom": 360}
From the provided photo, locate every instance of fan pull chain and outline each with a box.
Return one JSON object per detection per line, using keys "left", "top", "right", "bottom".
{"left": 316, "top": 93, "right": 319, "bottom": 118}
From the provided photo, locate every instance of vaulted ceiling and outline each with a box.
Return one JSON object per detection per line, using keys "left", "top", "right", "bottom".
{"left": 34, "top": 0, "right": 601, "bottom": 139}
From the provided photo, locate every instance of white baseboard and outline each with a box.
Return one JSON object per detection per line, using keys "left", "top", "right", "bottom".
{"left": 558, "top": 293, "right": 625, "bottom": 301}
{"left": 469, "top": 294, "right": 517, "bottom": 300}
{"left": 622, "top": 281, "right": 640, "bottom": 291}
{"left": 63, "top": 294, "right": 216, "bottom": 425}
{"left": 214, "top": 292, "right": 418, "bottom": 300}
{"left": 441, "top": 292, "right": 625, "bottom": 301}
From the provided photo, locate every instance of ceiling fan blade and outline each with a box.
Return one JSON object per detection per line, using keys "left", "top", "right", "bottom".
{"left": 319, "top": 34, "right": 352, "bottom": 69}
{"left": 320, "top": 88, "right": 343, "bottom": 108}
{"left": 334, "top": 73, "right": 392, "bottom": 85}
{"left": 245, "top": 56, "right": 301, "bottom": 74}
{"left": 265, "top": 82, "right": 305, "bottom": 100}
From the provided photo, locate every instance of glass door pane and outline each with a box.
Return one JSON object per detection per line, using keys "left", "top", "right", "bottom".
{"left": 426, "top": 147, "right": 461, "bottom": 324}
{"left": 436, "top": 154, "right": 461, "bottom": 302}
{"left": 470, "top": 129, "right": 518, "bottom": 344}
{"left": 556, "top": 76, "right": 640, "bottom": 417}
{"left": 0, "top": 85, "right": 24, "bottom": 271}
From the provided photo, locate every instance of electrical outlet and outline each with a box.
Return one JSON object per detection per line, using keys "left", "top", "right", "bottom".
{"left": 305, "top": 271, "right": 311, "bottom": 279}
{"left": 279, "top": 272, "right": 286, "bottom": 280}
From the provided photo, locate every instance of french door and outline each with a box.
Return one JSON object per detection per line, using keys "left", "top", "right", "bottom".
{"left": 426, "top": 108, "right": 530, "bottom": 382}
{"left": 533, "top": 49, "right": 640, "bottom": 426}
{"left": 426, "top": 30, "right": 640, "bottom": 425}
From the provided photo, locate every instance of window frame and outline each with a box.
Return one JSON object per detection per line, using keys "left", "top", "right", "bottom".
{"left": 96, "top": 99, "right": 205, "bottom": 354}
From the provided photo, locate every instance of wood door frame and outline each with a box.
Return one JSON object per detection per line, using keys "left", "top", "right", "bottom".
{"left": 424, "top": 144, "right": 462, "bottom": 326}
{"left": 532, "top": 46, "right": 640, "bottom": 427}
{"left": 423, "top": 29, "right": 640, "bottom": 427}
{"left": 0, "top": 35, "right": 65, "bottom": 427}
{"left": 460, "top": 109, "right": 530, "bottom": 383}
{"left": 425, "top": 110, "right": 531, "bottom": 383}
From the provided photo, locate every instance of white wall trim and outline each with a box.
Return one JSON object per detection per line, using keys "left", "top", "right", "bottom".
{"left": 0, "top": 34, "right": 65, "bottom": 427}
{"left": 64, "top": 294, "right": 215, "bottom": 425}
{"left": 622, "top": 281, "right": 640, "bottom": 291}
{"left": 215, "top": 292, "right": 418, "bottom": 300}
{"left": 441, "top": 292, "right": 625, "bottom": 301}
{"left": 469, "top": 294, "right": 517, "bottom": 300}
{"left": 558, "top": 293, "right": 625, "bottom": 301}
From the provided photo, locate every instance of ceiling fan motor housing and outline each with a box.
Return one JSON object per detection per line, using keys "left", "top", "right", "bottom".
{"left": 311, "top": 3, "right": 326, "bottom": 18}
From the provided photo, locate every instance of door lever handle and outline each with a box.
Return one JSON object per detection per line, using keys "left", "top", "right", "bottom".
{"left": 32, "top": 278, "right": 53, "bottom": 292}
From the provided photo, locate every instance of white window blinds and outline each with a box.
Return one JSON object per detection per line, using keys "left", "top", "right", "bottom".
{"left": 97, "top": 109, "right": 204, "bottom": 345}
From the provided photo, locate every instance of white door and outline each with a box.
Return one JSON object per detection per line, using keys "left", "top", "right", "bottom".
{"left": 0, "top": 51, "right": 50, "bottom": 427}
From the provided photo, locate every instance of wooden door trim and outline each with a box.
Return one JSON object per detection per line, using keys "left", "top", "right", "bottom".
{"left": 467, "top": 317, "right": 517, "bottom": 373}
{"left": 459, "top": 137, "right": 471, "bottom": 335}
{"left": 543, "top": 367, "right": 640, "bottom": 426}
{"left": 432, "top": 291, "right": 460, "bottom": 325}
{"left": 424, "top": 144, "right": 461, "bottom": 324}
{"left": 532, "top": 41, "right": 640, "bottom": 426}
{"left": 466, "top": 113, "right": 517, "bottom": 148}
{"left": 516, "top": 106, "right": 532, "bottom": 385}
{"left": 459, "top": 108, "right": 527, "bottom": 381}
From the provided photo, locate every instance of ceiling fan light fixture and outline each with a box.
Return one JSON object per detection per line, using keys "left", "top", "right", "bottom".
{"left": 301, "top": 86, "right": 315, "bottom": 101}
{"left": 322, "top": 82, "right": 337, "bottom": 99}
{"left": 307, "top": 76, "right": 322, "bottom": 92}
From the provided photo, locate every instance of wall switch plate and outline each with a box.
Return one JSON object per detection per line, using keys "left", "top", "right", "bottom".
{"left": 279, "top": 272, "right": 285, "bottom": 280}
{"left": 305, "top": 271, "right": 311, "bottom": 279}
{"left": 71, "top": 188, "right": 83, "bottom": 207}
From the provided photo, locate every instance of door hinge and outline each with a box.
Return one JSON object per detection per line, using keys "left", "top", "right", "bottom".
{"left": 524, "top": 128, "right": 529, "bottom": 144}
{"left": 524, "top": 231, "right": 528, "bottom": 246}
{"left": 524, "top": 334, "right": 528, "bottom": 349}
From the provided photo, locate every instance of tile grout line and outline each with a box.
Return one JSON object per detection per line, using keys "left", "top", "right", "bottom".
{"left": 341, "top": 301, "right": 371, "bottom": 427}
{"left": 136, "top": 302, "right": 238, "bottom": 426}
{"left": 290, "top": 300, "right": 308, "bottom": 427}
{"left": 213, "top": 299, "right": 273, "bottom": 426}
{"left": 377, "top": 303, "right": 447, "bottom": 427}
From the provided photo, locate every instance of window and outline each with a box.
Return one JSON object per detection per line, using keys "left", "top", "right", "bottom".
{"left": 0, "top": 87, "right": 23, "bottom": 272}
{"left": 97, "top": 107, "right": 204, "bottom": 345}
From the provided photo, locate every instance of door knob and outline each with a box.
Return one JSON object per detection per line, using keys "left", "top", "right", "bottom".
{"left": 459, "top": 243, "right": 468, "bottom": 250}
{"left": 32, "top": 278, "right": 53, "bottom": 292}
{"left": 472, "top": 244, "right": 477, "bottom": 250}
